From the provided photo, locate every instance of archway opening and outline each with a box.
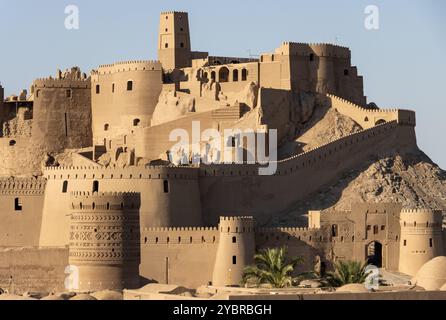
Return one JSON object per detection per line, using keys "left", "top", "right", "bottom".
{"left": 366, "top": 241, "right": 382, "bottom": 268}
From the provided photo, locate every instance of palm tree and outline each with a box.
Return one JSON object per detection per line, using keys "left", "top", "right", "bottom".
{"left": 242, "top": 247, "right": 303, "bottom": 288}
{"left": 326, "top": 260, "right": 371, "bottom": 287}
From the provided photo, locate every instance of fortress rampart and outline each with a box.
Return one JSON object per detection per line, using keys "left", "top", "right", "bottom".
{"left": 199, "top": 119, "right": 417, "bottom": 225}
{"left": 39, "top": 165, "right": 202, "bottom": 247}
{"left": 327, "top": 94, "right": 416, "bottom": 128}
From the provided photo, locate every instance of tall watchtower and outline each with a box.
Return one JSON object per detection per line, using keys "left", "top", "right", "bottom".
{"left": 158, "top": 11, "right": 191, "bottom": 71}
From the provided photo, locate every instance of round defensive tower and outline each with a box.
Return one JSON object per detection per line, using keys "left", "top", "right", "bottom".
{"left": 212, "top": 216, "right": 255, "bottom": 287}
{"left": 68, "top": 191, "right": 141, "bottom": 292}
{"left": 398, "top": 209, "right": 444, "bottom": 276}
{"left": 90, "top": 60, "right": 163, "bottom": 145}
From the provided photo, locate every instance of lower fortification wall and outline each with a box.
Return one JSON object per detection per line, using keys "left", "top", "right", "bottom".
{"left": 40, "top": 166, "right": 202, "bottom": 247}
{"left": 140, "top": 228, "right": 219, "bottom": 288}
{"left": 0, "top": 178, "right": 46, "bottom": 247}
{"left": 0, "top": 247, "right": 68, "bottom": 294}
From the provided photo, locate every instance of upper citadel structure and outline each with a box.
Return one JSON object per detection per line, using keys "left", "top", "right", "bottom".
{"left": 0, "top": 11, "right": 444, "bottom": 293}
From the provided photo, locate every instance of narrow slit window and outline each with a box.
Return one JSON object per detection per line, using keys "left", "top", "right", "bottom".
{"left": 163, "top": 180, "right": 169, "bottom": 193}
{"left": 62, "top": 181, "right": 68, "bottom": 193}
{"left": 14, "top": 198, "right": 22, "bottom": 211}
{"left": 93, "top": 180, "right": 99, "bottom": 193}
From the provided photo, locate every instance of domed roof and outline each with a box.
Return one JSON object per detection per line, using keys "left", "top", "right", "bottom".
{"left": 0, "top": 294, "right": 37, "bottom": 300}
{"left": 69, "top": 294, "right": 97, "bottom": 301}
{"left": 41, "top": 294, "right": 64, "bottom": 301}
{"left": 336, "top": 284, "right": 369, "bottom": 293}
{"left": 413, "top": 256, "right": 446, "bottom": 291}
{"left": 91, "top": 290, "right": 123, "bottom": 300}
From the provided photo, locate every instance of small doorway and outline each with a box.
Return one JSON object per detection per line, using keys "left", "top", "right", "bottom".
{"left": 366, "top": 241, "right": 382, "bottom": 268}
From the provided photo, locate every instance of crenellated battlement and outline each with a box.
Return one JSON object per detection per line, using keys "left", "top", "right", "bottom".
{"left": 70, "top": 191, "right": 139, "bottom": 198}
{"left": 327, "top": 94, "right": 416, "bottom": 127}
{"left": 200, "top": 120, "right": 400, "bottom": 177}
{"left": 33, "top": 78, "right": 90, "bottom": 89}
{"left": 92, "top": 60, "right": 162, "bottom": 75}
{"left": 219, "top": 216, "right": 253, "bottom": 221}
{"left": 255, "top": 227, "right": 327, "bottom": 243}
{"left": 256, "top": 227, "right": 311, "bottom": 233}
{"left": 70, "top": 191, "right": 141, "bottom": 211}
{"left": 277, "top": 42, "right": 351, "bottom": 58}
{"left": 0, "top": 177, "right": 47, "bottom": 195}
{"left": 401, "top": 209, "right": 443, "bottom": 215}
{"left": 141, "top": 225, "right": 219, "bottom": 246}
{"left": 44, "top": 165, "right": 199, "bottom": 181}
{"left": 143, "top": 226, "right": 218, "bottom": 232}
{"left": 160, "top": 11, "right": 188, "bottom": 15}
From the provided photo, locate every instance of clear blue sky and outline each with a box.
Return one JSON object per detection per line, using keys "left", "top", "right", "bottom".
{"left": 1, "top": 0, "right": 445, "bottom": 167}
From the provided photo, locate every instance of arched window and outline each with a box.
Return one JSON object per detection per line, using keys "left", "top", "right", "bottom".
{"left": 233, "top": 69, "right": 239, "bottom": 82}
{"left": 344, "top": 69, "right": 349, "bottom": 76}
{"left": 241, "top": 69, "right": 248, "bottom": 81}
{"left": 133, "top": 119, "right": 140, "bottom": 126}
{"left": 9, "top": 140, "right": 16, "bottom": 146}
{"left": 218, "top": 67, "right": 229, "bottom": 83}
{"left": 309, "top": 53, "right": 314, "bottom": 61}
{"left": 180, "top": 42, "right": 184, "bottom": 48}
{"left": 93, "top": 180, "right": 99, "bottom": 193}
{"left": 331, "top": 225, "right": 338, "bottom": 237}
{"left": 96, "top": 85, "right": 100, "bottom": 94}
{"left": 104, "top": 124, "right": 109, "bottom": 131}
{"left": 232, "top": 236, "right": 237, "bottom": 243}
{"left": 165, "top": 43, "right": 169, "bottom": 48}
{"left": 127, "top": 81, "right": 133, "bottom": 91}
{"left": 211, "top": 71, "right": 216, "bottom": 81}
{"left": 232, "top": 69, "right": 238, "bottom": 82}
{"left": 62, "top": 181, "right": 68, "bottom": 193}
{"left": 66, "top": 89, "right": 72, "bottom": 98}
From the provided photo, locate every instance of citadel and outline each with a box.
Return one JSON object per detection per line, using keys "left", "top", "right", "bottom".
{"left": 0, "top": 11, "right": 445, "bottom": 295}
